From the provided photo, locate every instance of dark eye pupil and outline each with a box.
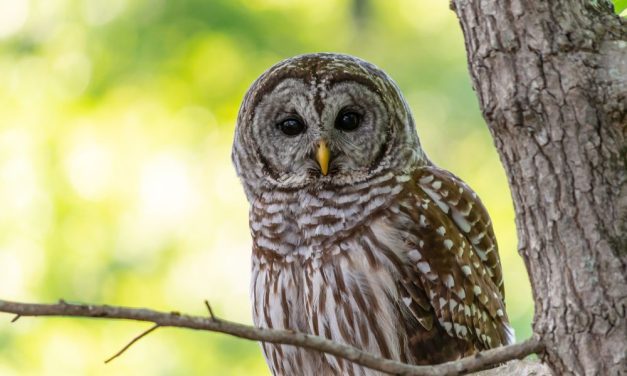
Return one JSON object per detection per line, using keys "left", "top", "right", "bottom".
{"left": 335, "top": 112, "right": 360, "bottom": 131}
{"left": 277, "top": 118, "right": 305, "bottom": 136}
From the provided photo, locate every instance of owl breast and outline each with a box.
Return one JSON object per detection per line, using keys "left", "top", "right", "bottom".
{"left": 250, "top": 172, "right": 473, "bottom": 375}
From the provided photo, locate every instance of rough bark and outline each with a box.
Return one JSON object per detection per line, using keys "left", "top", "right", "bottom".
{"left": 475, "top": 360, "right": 552, "bottom": 376}
{"left": 451, "top": 0, "right": 626, "bottom": 375}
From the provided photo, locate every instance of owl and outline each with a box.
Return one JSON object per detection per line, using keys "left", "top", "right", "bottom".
{"left": 232, "top": 53, "right": 514, "bottom": 375}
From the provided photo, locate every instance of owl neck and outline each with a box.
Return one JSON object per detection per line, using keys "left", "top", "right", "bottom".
{"left": 249, "top": 171, "right": 412, "bottom": 257}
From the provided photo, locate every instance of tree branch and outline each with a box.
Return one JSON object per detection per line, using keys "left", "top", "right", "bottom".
{"left": 0, "top": 298, "right": 543, "bottom": 376}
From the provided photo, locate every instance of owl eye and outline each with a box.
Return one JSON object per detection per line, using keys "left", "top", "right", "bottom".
{"left": 277, "top": 118, "right": 306, "bottom": 136}
{"left": 335, "top": 111, "right": 360, "bottom": 131}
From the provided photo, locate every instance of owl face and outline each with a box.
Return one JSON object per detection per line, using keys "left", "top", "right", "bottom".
{"left": 250, "top": 78, "right": 391, "bottom": 184}
{"left": 233, "top": 53, "right": 424, "bottom": 197}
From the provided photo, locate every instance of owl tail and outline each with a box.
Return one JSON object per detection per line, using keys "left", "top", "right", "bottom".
{"left": 503, "top": 324, "right": 516, "bottom": 345}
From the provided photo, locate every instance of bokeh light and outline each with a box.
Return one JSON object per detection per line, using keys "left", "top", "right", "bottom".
{"left": 0, "top": 0, "right": 535, "bottom": 374}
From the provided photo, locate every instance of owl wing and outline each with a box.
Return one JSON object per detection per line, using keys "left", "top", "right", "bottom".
{"left": 395, "top": 165, "right": 514, "bottom": 349}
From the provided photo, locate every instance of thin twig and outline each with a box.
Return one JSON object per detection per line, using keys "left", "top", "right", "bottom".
{"left": 104, "top": 324, "right": 160, "bottom": 364}
{"left": 204, "top": 300, "right": 217, "bottom": 321}
{"left": 10, "top": 314, "right": 21, "bottom": 323}
{"left": 0, "top": 299, "right": 544, "bottom": 376}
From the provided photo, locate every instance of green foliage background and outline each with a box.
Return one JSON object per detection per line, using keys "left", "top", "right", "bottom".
{"left": 613, "top": 0, "right": 627, "bottom": 13}
{"left": 0, "top": 0, "right": 576, "bottom": 374}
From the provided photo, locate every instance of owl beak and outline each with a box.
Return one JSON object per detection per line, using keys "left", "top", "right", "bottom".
{"left": 316, "top": 139, "right": 330, "bottom": 176}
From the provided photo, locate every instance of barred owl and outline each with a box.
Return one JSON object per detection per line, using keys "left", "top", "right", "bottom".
{"left": 232, "top": 53, "right": 514, "bottom": 375}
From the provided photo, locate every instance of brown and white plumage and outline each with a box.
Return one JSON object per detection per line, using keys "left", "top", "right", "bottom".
{"left": 232, "top": 53, "right": 514, "bottom": 375}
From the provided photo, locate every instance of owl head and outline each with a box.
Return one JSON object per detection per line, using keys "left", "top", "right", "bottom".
{"left": 232, "top": 53, "right": 425, "bottom": 200}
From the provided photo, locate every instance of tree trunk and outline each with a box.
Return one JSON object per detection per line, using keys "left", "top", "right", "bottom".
{"left": 451, "top": 1, "right": 626, "bottom": 375}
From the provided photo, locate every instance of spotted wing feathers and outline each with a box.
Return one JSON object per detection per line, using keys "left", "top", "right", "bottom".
{"left": 397, "top": 166, "right": 514, "bottom": 350}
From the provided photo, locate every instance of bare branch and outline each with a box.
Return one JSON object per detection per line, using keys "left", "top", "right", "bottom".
{"left": 0, "top": 299, "right": 543, "bottom": 376}
{"left": 104, "top": 324, "right": 160, "bottom": 364}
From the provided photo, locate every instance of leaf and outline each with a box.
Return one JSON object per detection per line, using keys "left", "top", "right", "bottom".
{"left": 613, "top": 0, "right": 627, "bottom": 13}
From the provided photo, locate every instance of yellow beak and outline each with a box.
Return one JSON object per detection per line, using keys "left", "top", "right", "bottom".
{"left": 316, "top": 140, "right": 330, "bottom": 176}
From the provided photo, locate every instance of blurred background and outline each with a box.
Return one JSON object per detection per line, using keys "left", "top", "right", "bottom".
{"left": 0, "top": 0, "right": 589, "bottom": 374}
